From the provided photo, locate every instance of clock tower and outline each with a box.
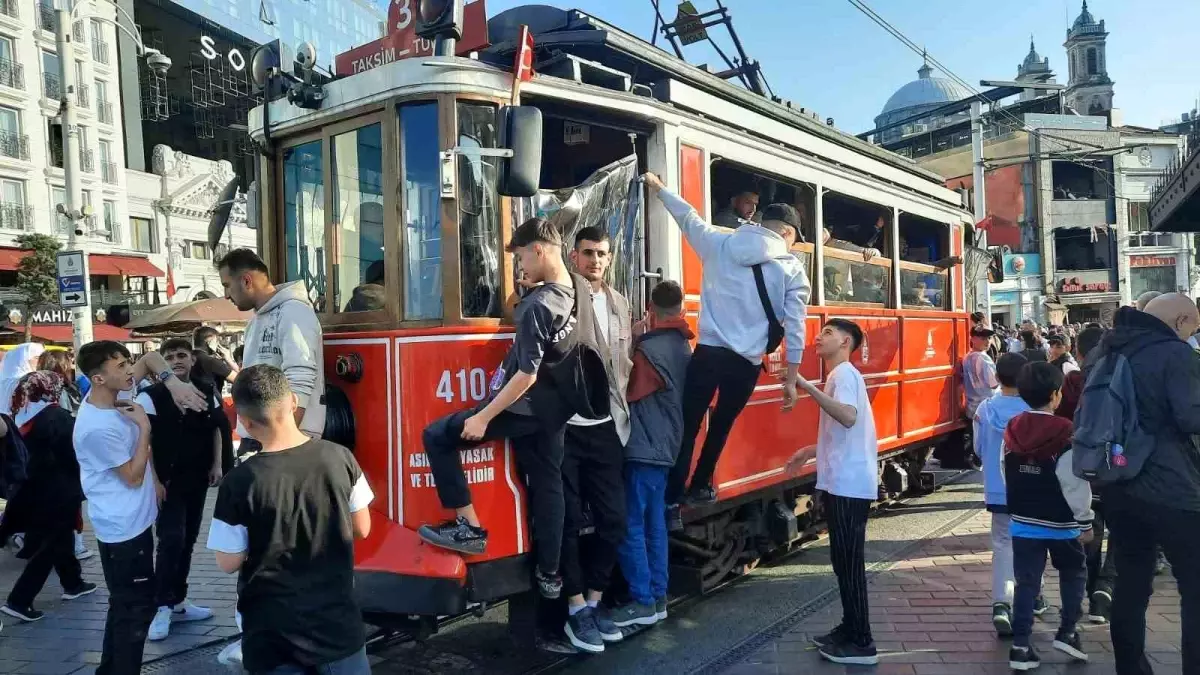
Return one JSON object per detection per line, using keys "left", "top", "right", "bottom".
{"left": 1064, "top": 1, "right": 1114, "bottom": 116}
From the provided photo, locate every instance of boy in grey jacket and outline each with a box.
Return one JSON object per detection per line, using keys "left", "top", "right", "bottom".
{"left": 611, "top": 281, "right": 693, "bottom": 628}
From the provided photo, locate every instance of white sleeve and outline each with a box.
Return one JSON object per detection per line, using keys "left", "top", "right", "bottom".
{"left": 832, "top": 369, "right": 859, "bottom": 411}
{"left": 349, "top": 474, "right": 374, "bottom": 513}
{"left": 277, "top": 305, "right": 321, "bottom": 407}
{"left": 783, "top": 267, "right": 811, "bottom": 365}
{"left": 1056, "top": 450, "right": 1095, "bottom": 528}
{"left": 657, "top": 188, "right": 729, "bottom": 262}
{"left": 134, "top": 392, "right": 156, "bottom": 416}
{"left": 206, "top": 518, "right": 249, "bottom": 554}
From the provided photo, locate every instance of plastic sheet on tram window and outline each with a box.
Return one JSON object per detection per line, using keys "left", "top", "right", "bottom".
{"left": 517, "top": 155, "right": 645, "bottom": 305}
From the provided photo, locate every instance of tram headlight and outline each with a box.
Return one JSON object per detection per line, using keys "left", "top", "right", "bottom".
{"left": 251, "top": 42, "right": 281, "bottom": 91}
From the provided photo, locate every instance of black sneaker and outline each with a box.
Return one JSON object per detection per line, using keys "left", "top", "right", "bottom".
{"left": 417, "top": 517, "right": 487, "bottom": 555}
{"left": 992, "top": 602, "right": 1013, "bottom": 637}
{"left": 62, "top": 582, "right": 98, "bottom": 601}
{"left": 666, "top": 505, "right": 683, "bottom": 532}
{"left": 1009, "top": 645, "right": 1040, "bottom": 671}
{"left": 1052, "top": 629, "right": 1088, "bottom": 662}
{"left": 655, "top": 598, "right": 668, "bottom": 621}
{"left": 1088, "top": 590, "right": 1111, "bottom": 624}
{"left": 564, "top": 607, "right": 605, "bottom": 654}
{"left": 593, "top": 606, "right": 622, "bottom": 642}
{"left": 611, "top": 601, "right": 658, "bottom": 628}
{"left": 0, "top": 604, "right": 44, "bottom": 622}
{"left": 534, "top": 568, "right": 562, "bottom": 599}
{"left": 818, "top": 639, "right": 878, "bottom": 666}
{"left": 1033, "top": 594, "right": 1049, "bottom": 617}
{"left": 685, "top": 486, "right": 717, "bottom": 505}
{"left": 811, "top": 624, "right": 850, "bottom": 648}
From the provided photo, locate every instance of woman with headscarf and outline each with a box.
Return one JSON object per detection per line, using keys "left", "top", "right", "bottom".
{"left": 35, "top": 349, "right": 92, "bottom": 561}
{"left": 0, "top": 371, "right": 96, "bottom": 622}
{"left": 0, "top": 344, "right": 45, "bottom": 416}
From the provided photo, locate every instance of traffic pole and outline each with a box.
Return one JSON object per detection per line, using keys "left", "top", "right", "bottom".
{"left": 55, "top": 4, "right": 93, "bottom": 351}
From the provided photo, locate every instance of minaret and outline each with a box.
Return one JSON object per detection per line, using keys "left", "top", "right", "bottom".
{"left": 1063, "top": 0, "right": 1114, "bottom": 115}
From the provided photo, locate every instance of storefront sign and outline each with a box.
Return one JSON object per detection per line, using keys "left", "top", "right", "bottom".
{"left": 1129, "top": 255, "right": 1176, "bottom": 268}
{"left": 334, "top": 0, "right": 490, "bottom": 76}
{"left": 1059, "top": 278, "right": 1111, "bottom": 294}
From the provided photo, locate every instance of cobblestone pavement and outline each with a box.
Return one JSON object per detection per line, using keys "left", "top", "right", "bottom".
{"left": 725, "top": 510, "right": 1186, "bottom": 675}
{"left": 0, "top": 489, "right": 240, "bottom": 675}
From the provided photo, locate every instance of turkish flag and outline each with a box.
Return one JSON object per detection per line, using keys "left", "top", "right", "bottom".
{"left": 514, "top": 25, "right": 534, "bottom": 82}
{"left": 165, "top": 264, "right": 176, "bottom": 299}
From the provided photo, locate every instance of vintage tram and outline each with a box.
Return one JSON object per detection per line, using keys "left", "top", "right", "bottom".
{"left": 234, "top": 2, "right": 973, "bottom": 639}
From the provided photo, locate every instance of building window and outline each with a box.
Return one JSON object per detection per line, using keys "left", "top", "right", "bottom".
{"left": 50, "top": 186, "right": 68, "bottom": 234}
{"left": 1086, "top": 48, "right": 1097, "bottom": 76}
{"left": 1054, "top": 227, "right": 1112, "bottom": 271}
{"left": 129, "top": 216, "right": 154, "bottom": 253}
{"left": 42, "top": 51, "right": 59, "bottom": 99}
{"left": 101, "top": 200, "right": 117, "bottom": 242}
{"left": 1127, "top": 201, "right": 1174, "bottom": 247}
{"left": 1130, "top": 264, "right": 1177, "bottom": 298}
{"left": 1051, "top": 160, "right": 1110, "bottom": 199}
{"left": 190, "top": 241, "right": 210, "bottom": 260}
{"left": 0, "top": 178, "right": 27, "bottom": 231}
{"left": 0, "top": 36, "right": 20, "bottom": 91}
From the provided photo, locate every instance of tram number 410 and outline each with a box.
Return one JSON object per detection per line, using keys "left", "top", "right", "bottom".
{"left": 436, "top": 368, "right": 488, "bottom": 404}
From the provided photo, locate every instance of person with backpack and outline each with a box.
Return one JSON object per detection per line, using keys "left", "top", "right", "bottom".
{"left": 1, "top": 371, "right": 97, "bottom": 622}
{"left": 642, "top": 173, "right": 809, "bottom": 522}
{"left": 1004, "top": 362, "right": 1093, "bottom": 671}
{"left": 1073, "top": 294, "right": 1200, "bottom": 675}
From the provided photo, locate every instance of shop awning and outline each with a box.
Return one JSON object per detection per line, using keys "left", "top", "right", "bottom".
{"left": 0, "top": 323, "right": 139, "bottom": 344}
{"left": 0, "top": 249, "right": 163, "bottom": 276}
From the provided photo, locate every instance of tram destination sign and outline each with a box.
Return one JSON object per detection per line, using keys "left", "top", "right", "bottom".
{"left": 335, "top": 0, "right": 490, "bottom": 76}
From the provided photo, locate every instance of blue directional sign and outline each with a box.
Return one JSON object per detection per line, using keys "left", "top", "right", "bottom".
{"left": 56, "top": 250, "right": 88, "bottom": 309}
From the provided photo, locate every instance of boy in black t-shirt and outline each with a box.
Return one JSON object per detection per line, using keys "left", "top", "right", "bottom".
{"left": 418, "top": 217, "right": 609, "bottom": 600}
{"left": 207, "top": 365, "right": 373, "bottom": 675}
{"left": 137, "top": 338, "right": 223, "bottom": 641}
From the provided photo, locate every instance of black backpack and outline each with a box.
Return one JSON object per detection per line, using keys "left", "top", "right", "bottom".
{"left": 1072, "top": 350, "right": 1154, "bottom": 486}
{"left": 0, "top": 413, "right": 31, "bottom": 500}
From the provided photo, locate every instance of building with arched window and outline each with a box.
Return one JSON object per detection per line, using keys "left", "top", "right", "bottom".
{"left": 1063, "top": 1, "right": 1114, "bottom": 116}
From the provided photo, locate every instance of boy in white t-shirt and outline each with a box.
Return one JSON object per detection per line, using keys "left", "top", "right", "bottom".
{"left": 787, "top": 318, "right": 879, "bottom": 666}
{"left": 73, "top": 340, "right": 207, "bottom": 675}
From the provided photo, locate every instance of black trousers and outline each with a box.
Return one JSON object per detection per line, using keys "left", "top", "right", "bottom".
{"left": 424, "top": 403, "right": 567, "bottom": 575}
{"left": 1086, "top": 499, "right": 1117, "bottom": 598}
{"left": 97, "top": 527, "right": 156, "bottom": 675}
{"left": 827, "top": 493, "right": 872, "bottom": 645}
{"left": 560, "top": 421, "right": 626, "bottom": 598}
{"left": 155, "top": 478, "right": 208, "bottom": 607}
{"left": 667, "top": 345, "right": 760, "bottom": 504}
{"left": 7, "top": 512, "right": 83, "bottom": 609}
{"left": 1105, "top": 493, "right": 1200, "bottom": 675}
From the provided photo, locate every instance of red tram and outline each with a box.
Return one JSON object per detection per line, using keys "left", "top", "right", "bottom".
{"left": 237, "top": 2, "right": 973, "bottom": 638}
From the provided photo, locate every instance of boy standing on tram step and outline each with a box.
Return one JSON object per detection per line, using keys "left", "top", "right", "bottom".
{"left": 559, "top": 226, "right": 633, "bottom": 653}
{"left": 787, "top": 319, "right": 879, "bottom": 666}
{"left": 973, "top": 352, "right": 1031, "bottom": 637}
{"left": 73, "top": 341, "right": 209, "bottom": 675}
{"left": 963, "top": 325, "right": 999, "bottom": 420}
{"left": 207, "top": 365, "right": 373, "bottom": 675}
{"left": 612, "top": 280, "right": 693, "bottom": 630}
{"left": 642, "top": 173, "right": 809, "bottom": 525}
{"left": 417, "top": 217, "right": 612, "bottom": 600}
{"left": 136, "top": 338, "right": 223, "bottom": 641}
{"left": 1003, "top": 361, "right": 1093, "bottom": 671}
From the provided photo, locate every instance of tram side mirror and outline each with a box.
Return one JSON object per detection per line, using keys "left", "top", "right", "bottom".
{"left": 497, "top": 106, "right": 542, "bottom": 198}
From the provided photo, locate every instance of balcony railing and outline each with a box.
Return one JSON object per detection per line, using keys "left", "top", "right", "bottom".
{"left": 37, "top": 1, "right": 53, "bottom": 32}
{"left": 101, "top": 160, "right": 117, "bottom": 184}
{"left": 0, "top": 58, "right": 22, "bottom": 90}
{"left": 75, "top": 82, "right": 89, "bottom": 108}
{"left": 0, "top": 130, "right": 30, "bottom": 161}
{"left": 0, "top": 202, "right": 31, "bottom": 231}
{"left": 0, "top": 0, "right": 18, "bottom": 20}
{"left": 91, "top": 39, "right": 110, "bottom": 65}
{"left": 79, "top": 148, "right": 94, "bottom": 173}
{"left": 97, "top": 101, "right": 112, "bottom": 124}
{"left": 43, "top": 72, "right": 60, "bottom": 100}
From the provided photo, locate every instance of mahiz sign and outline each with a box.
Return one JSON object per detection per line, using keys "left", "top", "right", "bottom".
{"left": 334, "top": 0, "right": 490, "bottom": 76}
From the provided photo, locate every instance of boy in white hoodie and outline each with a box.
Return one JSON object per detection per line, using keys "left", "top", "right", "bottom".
{"left": 217, "top": 249, "right": 325, "bottom": 440}
{"left": 642, "top": 173, "right": 810, "bottom": 523}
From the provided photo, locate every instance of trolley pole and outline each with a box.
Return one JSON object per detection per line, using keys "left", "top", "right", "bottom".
{"left": 55, "top": 4, "right": 94, "bottom": 351}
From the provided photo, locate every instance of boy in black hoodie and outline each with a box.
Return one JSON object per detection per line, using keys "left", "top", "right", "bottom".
{"left": 1003, "top": 361, "right": 1094, "bottom": 671}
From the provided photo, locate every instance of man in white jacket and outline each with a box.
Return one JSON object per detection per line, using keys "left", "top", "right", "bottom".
{"left": 218, "top": 249, "right": 325, "bottom": 440}
{"left": 643, "top": 173, "right": 810, "bottom": 522}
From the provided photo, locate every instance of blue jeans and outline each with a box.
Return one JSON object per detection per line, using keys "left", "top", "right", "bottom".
{"left": 257, "top": 646, "right": 370, "bottom": 675}
{"left": 616, "top": 463, "right": 669, "bottom": 606}
{"left": 1012, "top": 536, "right": 1086, "bottom": 647}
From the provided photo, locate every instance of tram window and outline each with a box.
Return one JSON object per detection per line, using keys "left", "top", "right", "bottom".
{"left": 401, "top": 102, "right": 442, "bottom": 320}
{"left": 900, "top": 268, "right": 948, "bottom": 309}
{"left": 824, "top": 254, "right": 890, "bottom": 305}
{"left": 457, "top": 102, "right": 502, "bottom": 318}
{"left": 282, "top": 140, "right": 326, "bottom": 310}
{"left": 331, "top": 123, "right": 385, "bottom": 313}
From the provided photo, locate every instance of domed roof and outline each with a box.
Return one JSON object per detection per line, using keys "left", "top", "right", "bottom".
{"left": 1072, "top": 0, "right": 1095, "bottom": 30}
{"left": 1022, "top": 37, "right": 1042, "bottom": 69}
{"left": 880, "top": 60, "right": 973, "bottom": 116}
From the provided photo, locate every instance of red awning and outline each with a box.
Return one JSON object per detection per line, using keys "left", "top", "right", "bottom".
{"left": 0, "top": 249, "right": 163, "bottom": 276}
{"left": 1, "top": 323, "right": 138, "bottom": 344}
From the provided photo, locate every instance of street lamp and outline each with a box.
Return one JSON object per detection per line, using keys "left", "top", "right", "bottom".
{"left": 53, "top": 0, "right": 171, "bottom": 352}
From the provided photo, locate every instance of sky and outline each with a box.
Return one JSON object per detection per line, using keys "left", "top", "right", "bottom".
{"left": 479, "top": 0, "right": 1200, "bottom": 134}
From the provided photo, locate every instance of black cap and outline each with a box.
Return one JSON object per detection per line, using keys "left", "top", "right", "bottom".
{"left": 759, "top": 203, "right": 801, "bottom": 233}
{"left": 971, "top": 326, "right": 995, "bottom": 338}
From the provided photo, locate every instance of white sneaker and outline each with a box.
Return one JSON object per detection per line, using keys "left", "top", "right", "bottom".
{"left": 148, "top": 606, "right": 172, "bottom": 641}
{"left": 73, "top": 533, "right": 94, "bottom": 561}
{"left": 217, "top": 640, "right": 243, "bottom": 666}
{"left": 172, "top": 599, "right": 214, "bottom": 622}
